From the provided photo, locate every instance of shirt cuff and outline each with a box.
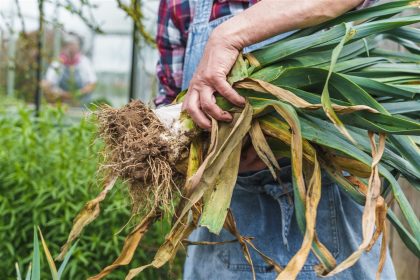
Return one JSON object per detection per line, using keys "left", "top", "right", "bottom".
{"left": 154, "top": 84, "right": 177, "bottom": 107}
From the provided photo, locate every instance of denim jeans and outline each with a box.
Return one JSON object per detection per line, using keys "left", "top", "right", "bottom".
{"left": 183, "top": 166, "right": 396, "bottom": 280}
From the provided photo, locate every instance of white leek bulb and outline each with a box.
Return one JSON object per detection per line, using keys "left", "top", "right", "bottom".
{"left": 153, "top": 103, "right": 196, "bottom": 137}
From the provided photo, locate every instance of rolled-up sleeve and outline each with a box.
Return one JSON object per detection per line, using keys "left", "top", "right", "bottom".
{"left": 155, "top": 0, "right": 191, "bottom": 106}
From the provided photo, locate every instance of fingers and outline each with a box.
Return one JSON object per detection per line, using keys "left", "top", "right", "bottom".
{"left": 200, "top": 87, "right": 232, "bottom": 122}
{"left": 182, "top": 89, "right": 212, "bottom": 130}
{"left": 182, "top": 75, "right": 245, "bottom": 130}
{"left": 213, "top": 77, "right": 245, "bottom": 107}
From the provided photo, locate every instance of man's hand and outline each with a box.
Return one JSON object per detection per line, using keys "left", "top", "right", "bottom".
{"left": 181, "top": 34, "right": 246, "bottom": 130}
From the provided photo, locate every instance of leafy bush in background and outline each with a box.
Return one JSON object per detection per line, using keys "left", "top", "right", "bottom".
{"left": 0, "top": 102, "right": 183, "bottom": 279}
{"left": 16, "top": 227, "right": 78, "bottom": 280}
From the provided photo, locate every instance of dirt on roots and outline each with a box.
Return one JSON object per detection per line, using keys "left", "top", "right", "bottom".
{"left": 96, "top": 100, "right": 189, "bottom": 214}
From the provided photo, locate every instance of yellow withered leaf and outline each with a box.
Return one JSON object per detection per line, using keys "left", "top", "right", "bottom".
{"left": 249, "top": 120, "right": 281, "bottom": 179}
{"left": 235, "top": 78, "right": 377, "bottom": 114}
{"left": 125, "top": 205, "right": 201, "bottom": 280}
{"left": 38, "top": 227, "right": 59, "bottom": 280}
{"left": 321, "top": 133, "right": 386, "bottom": 277}
{"left": 57, "top": 176, "right": 117, "bottom": 261}
{"left": 88, "top": 210, "right": 160, "bottom": 280}
{"left": 277, "top": 154, "right": 322, "bottom": 280}
{"left": 328, "top": 153, "right": 372, "bottom": 178}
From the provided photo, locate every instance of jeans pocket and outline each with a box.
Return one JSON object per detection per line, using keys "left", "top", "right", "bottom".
{"left": 218, "top": 244, "right": 278, "bottom": 274}
{"left": 217, "top": 183, "right": 340, "bottom": 273}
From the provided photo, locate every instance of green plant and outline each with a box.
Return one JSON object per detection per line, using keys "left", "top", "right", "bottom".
{"left": 15, "top": 227, "right": 78, "bottom": 280}
{"left": 0, "top": 102, "right": 183, "bottom": 279}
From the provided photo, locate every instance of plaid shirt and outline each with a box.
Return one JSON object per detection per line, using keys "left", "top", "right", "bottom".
{"left": 156, "top": 0, "right": 378, "bottom": 105}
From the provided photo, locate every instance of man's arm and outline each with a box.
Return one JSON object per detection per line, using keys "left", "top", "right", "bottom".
{"left": 215, "top": 0, "right": 366, "bottom": 50}
{"left": 182, "top": 0, "right": 366, "bottom": 129}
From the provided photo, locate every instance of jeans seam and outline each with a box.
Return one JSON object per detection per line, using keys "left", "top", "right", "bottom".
{"left": 328, "top": 184, "right": 340, "bottom": 257}
{"left": 283, "top": 196, "right": 293, "bottom": 240}
{"left": 221, "top": 249, "right": 275, "bottom": 273}
{"left": 227, "top": 264, "right": 274, "bottom": 273}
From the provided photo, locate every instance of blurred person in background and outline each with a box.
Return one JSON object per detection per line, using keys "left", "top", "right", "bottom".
{"left": 41, "top": 33, "right": 96, "bottom": 105}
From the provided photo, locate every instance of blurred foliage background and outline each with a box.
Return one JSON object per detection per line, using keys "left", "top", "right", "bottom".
{"left": 0, "top": 99, "right": 183, "bottom": 279}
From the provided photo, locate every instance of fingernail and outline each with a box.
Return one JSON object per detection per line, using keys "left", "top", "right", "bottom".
{"left": 223, "top": 111, "right": 233, "bottom": 121}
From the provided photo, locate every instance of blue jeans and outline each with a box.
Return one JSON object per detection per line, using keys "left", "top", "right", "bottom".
{"left": 180, "top": 1, "right": 395, "bottom": 279}
{"left": 183, "top": 165, "right": 396, "bottom": 279}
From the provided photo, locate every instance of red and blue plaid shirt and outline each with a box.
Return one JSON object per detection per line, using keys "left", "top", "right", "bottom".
{"left": 156, "top": 0, "right": 378, "bottom": 105}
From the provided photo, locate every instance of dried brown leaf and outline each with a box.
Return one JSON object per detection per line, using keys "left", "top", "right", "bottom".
{"left": 88, "top": 210, "right": 160, "bottom": 280}
{"left": 249, "top": 120, "right": 281, "bottom": 179}
{"left": 321, "top": 133, "right": 386, "bottom": 277}
{"left": 125, "top": 205, "right": 201, "bottom": 280}
{"left": 57, "top": 177, "right": 117, "bottom": 261}
{"left": 235, "top": 78, "right": 378, "bottom": 113}
{"left": 277, "top": 154, "right": 322, "bottom": 280}
{"left": 172, "top": 102, "right": 253, "bottom": 231}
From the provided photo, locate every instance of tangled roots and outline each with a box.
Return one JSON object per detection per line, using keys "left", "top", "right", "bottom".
{"left": 96, "top": 100, "right": 190, "bottom": 214}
